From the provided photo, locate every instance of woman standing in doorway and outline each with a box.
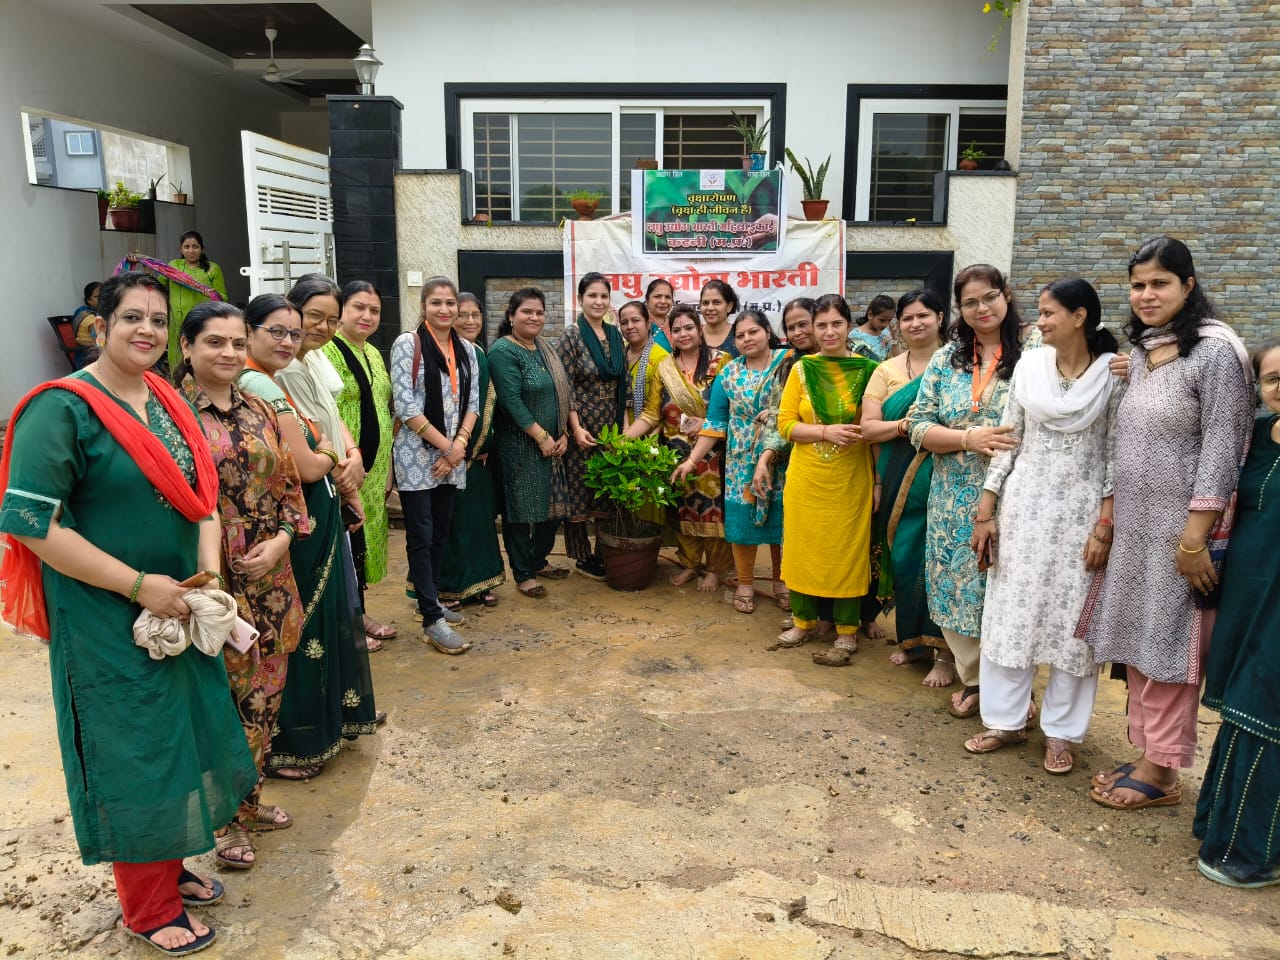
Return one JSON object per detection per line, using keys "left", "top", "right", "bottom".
{"left": 165, "top": 231, "right": 227, "bottom": 371}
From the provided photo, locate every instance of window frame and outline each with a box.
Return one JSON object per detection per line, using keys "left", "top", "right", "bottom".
{"left": 64, "top": 130, "right": 97, "bottom": 157}
{"left": 445, "top": 83, "right": 787, "bottom": 223}
{"left": 844, "top": 84, "right": 1007, "bottom": 225}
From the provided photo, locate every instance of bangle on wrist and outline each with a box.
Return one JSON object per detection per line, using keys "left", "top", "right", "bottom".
{"left": 204, "top": 569, "right": 227, "bottom": 591}
{"left": 974, "top": 516, "right": 995, "bottom": 524}
{"left": 318, "top": 448, "right": 340, "bottom": 466}
{"left": 345, "top": 446, "right": 361, "bottom": 457}
{"left": 280, "top": 522, "right": 297, "bottom": 542}
{"left": 1177, "top": 540, "right": 1207, "bottom": 555}
{"left": 414, "top": 421, "right": 429, "bottom": 436}
{"left": 896, "top": 418, "right": 908, "bottom": 437}
{"left": 961, "top": 427, "right": 973, "bottom": 452}
{"left": 1095, "top": 517, "right": 1113, "bottom": 527}
{"left": 128, "top": 571, "right": 146, "bottom": 603}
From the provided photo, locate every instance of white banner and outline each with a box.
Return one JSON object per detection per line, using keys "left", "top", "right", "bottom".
{"left": 564, "top": 215, "right": 845, "bottom": 336}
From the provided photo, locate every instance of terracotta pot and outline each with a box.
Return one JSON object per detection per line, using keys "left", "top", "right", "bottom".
{"left": 171, "top": 192, "right": 188, "bottom": 205}
{"left": 958, "top": 158, "right": 979, "bottom": 171}
{"left": 570, "top": 198, "right": 599, "bottom": 220}
{"left": 741, "top": 155, "right": 752, "bottom": 171}
{"left": 800, "top": 199, "right": 829, "bottom": 221}
{"left": 597, "top": 523, "right": 663, "bottom": 591}
{"left": 108, "top": 207, "right": 139, "bottom": 232}
{"left": 97, "top": 197, "right": 108, "bottom": 229}
{"left": 634, "top": 159, "right": 659, "bottom": 170}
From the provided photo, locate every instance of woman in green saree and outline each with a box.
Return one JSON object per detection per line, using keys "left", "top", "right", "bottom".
{"left": 860, "top": 289, "right": 951, "bottom": 686}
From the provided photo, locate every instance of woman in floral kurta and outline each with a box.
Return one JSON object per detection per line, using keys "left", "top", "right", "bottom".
{"left": 323, "top": 282, "right": 394, "bottom": 599}
{"left": 178, "top": 302, "right": 310, "bottom": 848}
{"left": 907, "top": 265, "right": 1024, "bottom": 718}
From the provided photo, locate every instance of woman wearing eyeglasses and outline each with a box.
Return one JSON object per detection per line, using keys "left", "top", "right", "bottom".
{"left": 907, "top": 264, "right": 1022, "bottom": 719}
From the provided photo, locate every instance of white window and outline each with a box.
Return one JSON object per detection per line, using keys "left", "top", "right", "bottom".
{"left": 853, "top": 98, "right": 1005, "bottom": 222}
{"left": 64, "top": 130, "right": 96, "bottom": 156}
{"left": 462, "top": 98, "right": 769, "bottom": 221}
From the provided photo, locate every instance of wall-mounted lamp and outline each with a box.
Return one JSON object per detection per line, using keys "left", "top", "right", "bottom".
{"left": 353, "top": 44, "right": 382, "bottom": 95}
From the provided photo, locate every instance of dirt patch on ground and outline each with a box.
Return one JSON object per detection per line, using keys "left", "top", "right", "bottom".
{"left": 1, "top": 531, "right": 1277, "bottom": 958}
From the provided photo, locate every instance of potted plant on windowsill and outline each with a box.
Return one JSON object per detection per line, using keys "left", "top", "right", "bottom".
{"left": 583, "top": 425, "right": 680, "bottom": 590}
{"left": 106, "top": 181, "right": 143, "bottom": 232}
{"left": 169, "top": 179, "right": 188, "bottom": 205}
{"left": 567, "top": 189, "right": 603, "bottom": 220}
{"left": 784, "top": 148, "right": 831, "bottom": 220}
{"left": 96, "top": 188, "right": 110, "bottom": 229}
{"left": 958, "top": 141, "right": 986, "bottom": 171}
{"left": 730, "top": 111, "right": 770, "bottom": 171}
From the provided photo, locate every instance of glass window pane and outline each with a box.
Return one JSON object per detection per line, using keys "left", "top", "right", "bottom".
{"left": 517, "top": 113, "right": 611, "bottom": 220}
{"left": 663, "top": 114, "right": 743, "bottom": 170}
{"left": 956, "top": 113, "right": 1006, "bottom": 169}
{"left": 619, "top": 112, "right": 656, "bottom": 211}
{"left": 869, "top": 113, "right": 948, "bottom": 222}
{"left": 473, "top": 113, "right": 512, "bottom": 219}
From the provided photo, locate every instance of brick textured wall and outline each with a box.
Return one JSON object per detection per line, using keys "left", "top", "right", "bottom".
{"left": 1012, "top": 1, "right": 1280, "bottom": 349}
{"left": 481, "top": 278, "right": 566, "bottom": 344}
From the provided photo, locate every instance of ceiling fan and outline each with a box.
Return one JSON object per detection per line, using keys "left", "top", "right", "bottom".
{"left": 261, "top": 27, "right": 304, "bottom": 84}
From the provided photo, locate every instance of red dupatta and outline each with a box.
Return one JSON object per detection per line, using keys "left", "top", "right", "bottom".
{"left": 0, "top": 371, "right": 219, "bottom": 642}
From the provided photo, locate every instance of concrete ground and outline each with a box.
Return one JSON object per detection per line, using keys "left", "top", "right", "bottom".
{"left": 1, "top": 530, "right": 1278, "bottom": 959}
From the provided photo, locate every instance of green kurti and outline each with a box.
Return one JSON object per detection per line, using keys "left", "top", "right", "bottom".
{"left": 489, "top": 337, "right": 569, "bottom": 524}
{"left": 322, "top": 334, "right": 393, "bottom": 584}
{"left": 164, "top": 259, "right": 227, "bottom": 371}
{"left": 0, "top": 376, "right": 254, "bottom": 865}
{"left": 439, "top": 348, "right": 506, "bottom": 601}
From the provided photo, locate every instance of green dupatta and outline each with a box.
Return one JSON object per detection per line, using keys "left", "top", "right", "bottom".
{"left": 798, "top": 354, "right": 877, "bottom": 424}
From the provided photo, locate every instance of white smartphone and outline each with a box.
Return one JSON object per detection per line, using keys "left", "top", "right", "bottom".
{"left": 226, "top": 616, "right": 260, "bottom": 654}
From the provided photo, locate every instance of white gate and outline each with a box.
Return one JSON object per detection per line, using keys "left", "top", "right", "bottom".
{"left": 240, "top": 131, "right": 334, "bottom": 295}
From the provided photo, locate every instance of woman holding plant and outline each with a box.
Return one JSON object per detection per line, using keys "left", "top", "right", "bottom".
{"left": 631, "top": 304, "right": 732, "bottom": 591}
{"left": 559, "top": 272, "right": 628, "bottom": 580}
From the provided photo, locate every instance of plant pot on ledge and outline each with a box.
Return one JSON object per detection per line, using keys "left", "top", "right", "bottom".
{"left": 570, "top": 198, "right": 599, "bottom": 220}
{"left": 171, "top": 192, "right": 188, "bottom": 205}
{"left": 108, "top": 207, "right": 140, "bottom": 231}
{"left": 801, "top": 199, "right": 829, "bottom": 221}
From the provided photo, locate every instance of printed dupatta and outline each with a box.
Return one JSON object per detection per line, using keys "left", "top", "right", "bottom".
{"left": 113, "top": 256, "right": 225, "bottom": 303}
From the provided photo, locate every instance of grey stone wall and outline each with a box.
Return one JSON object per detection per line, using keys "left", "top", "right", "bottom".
{"left": 1012, "top": 0, "right": 1280, "bottom": 349}
{"left": 482, "top": 277, "right": 566, "bottom": 343}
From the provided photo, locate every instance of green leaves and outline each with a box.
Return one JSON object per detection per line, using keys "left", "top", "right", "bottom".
{"left": 583, "top": 424, "right": 681, "bottom": 538}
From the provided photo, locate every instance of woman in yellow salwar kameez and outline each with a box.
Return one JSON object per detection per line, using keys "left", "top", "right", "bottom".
{"left": 769, "top": 294, "right": 878, "bottom": 664}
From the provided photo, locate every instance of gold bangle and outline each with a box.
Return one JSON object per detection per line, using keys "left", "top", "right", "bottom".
{"left": 1177, "top": 541, "right": 1207, "bottom": 555}
{"left": 317, "top": 448, "right": 340, "bottom": 466}
{"left": 961, "top": 427, "right": 973, "bottom": 452}
{"left": 415, "top": 421, "right": 429, "bottom": 436}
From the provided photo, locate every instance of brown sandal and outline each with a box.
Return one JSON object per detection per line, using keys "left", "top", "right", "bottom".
{"left": 732, "top": 590, "right": 756, "bottom": 614}
{"left": 246, "top": 804, "right": 292, "bottom": 832}
{"left": 1043, "top": 738, "right": 1075, "bottom": 775}
{"left": 215, "top": 827, "right": 255, "bottom": 870}
{"left": 964, "top": 727, "right": 1028, "bottom": 754}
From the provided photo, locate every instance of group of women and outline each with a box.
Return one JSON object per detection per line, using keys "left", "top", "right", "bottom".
{"left": 1, "top": 235, "right": 1276, "bottom": 957}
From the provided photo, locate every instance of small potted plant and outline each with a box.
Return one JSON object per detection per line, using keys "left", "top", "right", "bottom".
{"left": 784, "top": 148, "right": 831, "bottom": 220}
{"left": 95, "top": 188, "right": 110, "bottom": 229}
{"left": 583, "top": 425, "right": 680, "bottom": 590}
{"left": 169, "top": 179, "right": 188, "bottom": 205}
{"left": 730, "top": 112, "right": 770, "bottom": 171}
{"left": 106, "top": 181, "right": 143, "bottom": 232}
{"left": 959, "top": 141, "right": 986, "bottom": 170}
{"left": 566, "top": 189, "right": 603, "bottom": 220}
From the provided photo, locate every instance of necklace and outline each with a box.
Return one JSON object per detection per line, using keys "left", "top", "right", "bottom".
{"left": 970, "top": 342, "right": 1003, "bottom": 412}
{"left": 1258, "top": 450, "right": 1280, "bottom": 513}
{"left": 92, "top": 363, "right": 150, "bottom": 418}
{"left": 1055, "top": 353, "right": 1090, "bottom": 381}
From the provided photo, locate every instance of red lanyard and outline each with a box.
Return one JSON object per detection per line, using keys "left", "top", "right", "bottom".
{"left": 971, "top": 343, "right": 1002, "bottom": 412}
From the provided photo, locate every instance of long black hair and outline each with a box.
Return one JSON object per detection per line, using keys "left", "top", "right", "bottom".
{"left": 497, "top": 287, "right": 546, "bottom": 338}
{"left": 178, "top": 230, "right": 210, "bottom": 272}
{"left": 896, "top": 288, "right": 949, "bottom": 341}
{"left": 951, "top": 264, "right": 1021, "bottom": 379}
{"left": 668, "top": 302, "right": 713, "bottom": 383}
{"left": 1124, "top": 235, "right": 1216, "bottom": 358}
{"left": 1040, "top": 277, "right": 1118, "bottom": 357}
{"left": 172, "top": 300, "right": 247, "bottom": 385}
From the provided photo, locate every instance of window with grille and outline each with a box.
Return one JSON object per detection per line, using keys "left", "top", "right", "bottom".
{"left": 465, "top": 100, "right": 768, "bottom": 221}
{"left": 852, "top": 97, "right": 1006, "bottom": 222}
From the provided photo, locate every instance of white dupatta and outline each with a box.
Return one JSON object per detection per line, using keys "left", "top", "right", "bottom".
{"left": 1014, "top": 346, "right": 1116, "bottom": 433}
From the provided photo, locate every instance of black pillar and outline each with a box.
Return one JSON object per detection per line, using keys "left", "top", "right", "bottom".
{"left": 327, "top": 95, "right": 403, "bottom": 354}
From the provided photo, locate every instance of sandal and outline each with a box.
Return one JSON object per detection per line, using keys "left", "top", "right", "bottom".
{"left": 122, "top": 911, "right": 216, "bottom": 957}
{"left": 947, "top": 685, "right": 981, "bottom": 719}
{"left": 1044, "top": 738, "right": 1075, "bottom": 775}
{"left": 732, "top": 590, "right": 756, "bottom": 614}
{"left": 518, "top": 583, "right": 547, "bottom": 599}
{"left": 772, "top": 589, "right": 791, "bottom": 612}
{"left": 964, "top": 727, "right": 1028, "bottom": 754}
{"left": 1090, "top": 774, "right": 1182, "bottom": 810}
{"left": 364, "top": 635, "right": 384, "bottom": 653}
{"left": 537, "top": 566, "right": 570, "bottom": 580}
{"left": 771, "top": 627, "right": 810, "bottom": 649}
{"left": 214, "top": 827, "right": 254, "bottom": 870}
{"left": 246, "top": 804, "right": 292, "bottom": 832}
{"left": 1091, "top": 762, "right": 1136, "bottom": 790}
{"left": 481, "top": 593, "right": 499, "bottom": 607}
{"left": 362, "top": 616, "right": 397, "bottom": 640}
{"left": 265, "top": 764, "right": 321, "bottom": 781}
{"left": 177, "top": 869, "right": 223, "bottom": 907}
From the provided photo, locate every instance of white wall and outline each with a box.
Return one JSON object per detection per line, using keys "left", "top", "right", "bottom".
{"left": 372, "top": 0, "right": 1010, "bottom": 214}
{"left": 0, "top": 0, "right": 286, "bottom": 415}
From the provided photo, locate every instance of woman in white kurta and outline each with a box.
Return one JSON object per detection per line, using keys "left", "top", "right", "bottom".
{"left": 967, "top": 279, "right": 1123, "bottom": 774}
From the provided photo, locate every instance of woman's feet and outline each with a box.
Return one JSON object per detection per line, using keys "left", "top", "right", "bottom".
{"left": 246, "top": 803, "right": 292, "bottom": 832}
{"left": 923, "top": 656, "right": 956, "bottom": 688}
{"left": 858, "top": 620, "right": 888, "bottom": 642}
{"left": 177, "top": 868, "right": 223, "bottom": 906}
{"left": 1043, "top": 738, "right": 1075, "bottom": 775}
{"left": 697, "top": 571, "right": 721, "bottom": 593}
{"left": 265, "top": 764, "right": 322, "bottom": 781}
{"left": 774, "top": 626, "right": 811, "bottom": 649}
{"left": 1090, "top": 755, "right": 1181, "bottom": 809}
{"left": 812, "top": 635, "right": 858, "bottom": 666}
{"left": 363, "top": 615, "right": 396, "bottom": 640}
{"left": 963, "top": 727, "right": 1027, "bottom": 753}
{"left": 516, "top": 579, "right": 547, "bottom": 598}
{"left": 214, "top": 826, "right": 254, "bottom": 870}
{"left": 732, "top": 586, "right": 755, "bottom": 614}
{"left": 948, "top": 685, "right": 981, "bottom": 718}
{"left": 889, "top": 646, "right": 931, "bottom": 666}
{"left": 575, "top": 558, "right": 607, "bottom": 581}
{"left": 122, "top": 911, "right": 214, "bottom": 955}
{"left": 670, "top": 568, "right": 699, "bottom": 587}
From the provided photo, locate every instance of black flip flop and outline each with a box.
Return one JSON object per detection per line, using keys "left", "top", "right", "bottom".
{"left": 177, "top": 870, "right": 223, "bottom": 907}
{"left": 122, "top": 911, "right": 216, "bottom": 956}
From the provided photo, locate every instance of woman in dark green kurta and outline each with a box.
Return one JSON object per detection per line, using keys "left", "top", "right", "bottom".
{"left": 488, "top": 287, "right": 573, "bottom": 597}
{"left": 439, "top": 293, "right": 506, "bottom": 604}
{"left": 1194, "top": 344, "right": 1280, "bottom": 889}
{"left": 0, "top": 272, "right": 254, "bottom": 952}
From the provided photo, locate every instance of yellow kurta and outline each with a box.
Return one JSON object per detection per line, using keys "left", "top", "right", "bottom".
{"left": 777, "top": 363, "right": 874, "bottom": 598}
